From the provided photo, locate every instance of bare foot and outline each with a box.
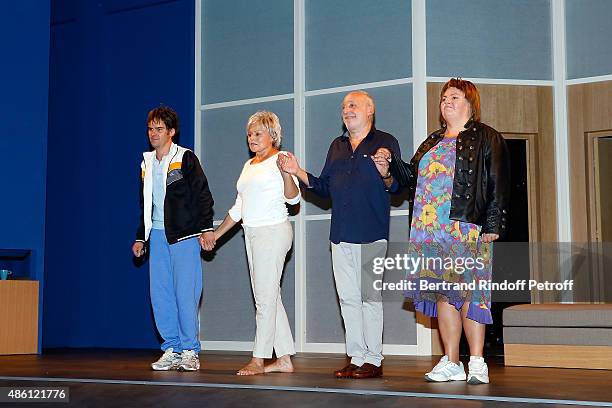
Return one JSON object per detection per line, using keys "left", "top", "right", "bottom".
{"left": 264, "top": 355, "right": 294, "bottom": 373}
{"left": 236, "top": 358, "right": 265, "bottom": 376}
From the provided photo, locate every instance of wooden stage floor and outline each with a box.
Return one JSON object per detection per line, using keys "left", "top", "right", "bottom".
{"left": 0, "top": 349, "right": 611, "bottom": 407}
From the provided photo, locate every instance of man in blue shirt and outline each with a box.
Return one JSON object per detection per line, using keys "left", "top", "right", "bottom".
{"left": 279, "top": 91, "right": 401, "bottom": 379}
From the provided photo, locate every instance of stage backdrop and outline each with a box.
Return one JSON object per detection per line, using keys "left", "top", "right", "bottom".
{"left": 0, "top": 1, "right": 50, "bottom": 353}
{"left": 39, "top": 0, "right": 612, "bottom": 350}
{"left": 43, "top": 0, "right": 195, "bottom": 348}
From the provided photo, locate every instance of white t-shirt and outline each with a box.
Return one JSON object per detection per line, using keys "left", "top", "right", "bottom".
{"left": 228, "top": 152, "right": 301, "bottom": 227}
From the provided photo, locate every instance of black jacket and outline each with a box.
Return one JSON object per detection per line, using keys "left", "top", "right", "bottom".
{"left": 390, "top": 121, "right": 510, "bottom": 236}
{"left": 136, "top": 145, "right": 214, "bottom": 245}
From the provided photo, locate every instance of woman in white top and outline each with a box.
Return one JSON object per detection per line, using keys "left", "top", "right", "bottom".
{"left": 213, "top": 111, "right": 300, "bottom": 376}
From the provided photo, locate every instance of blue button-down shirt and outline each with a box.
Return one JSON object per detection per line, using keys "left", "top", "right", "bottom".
{"left": 306, "top": 127, "right": 402, "bottom": 244}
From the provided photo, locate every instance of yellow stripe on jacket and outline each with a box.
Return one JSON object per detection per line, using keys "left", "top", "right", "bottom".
{"left": 168, "top": 162, "right": 182, "bottom": 172}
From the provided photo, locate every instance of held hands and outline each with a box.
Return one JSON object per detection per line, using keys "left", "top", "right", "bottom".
{"left": 371, "top": 147, "right": 392, "bottom": 177}
{"left": 199, "top": 231, "right": 216, "bottom": 251}
{"left": 481, "top": 233, "right": 500, "bottom": 243}
{"left": 132, "top": 242, "right": 145, "bottom": 257}
{"left": 371, "top": 146, "right": 498, "bottom": 242}
{"left": 277, "top": 151, "right": 300, "bottom": 175}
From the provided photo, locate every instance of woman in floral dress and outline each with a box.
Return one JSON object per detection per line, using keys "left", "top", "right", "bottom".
{"left": 387, "top": 78, "right": 510, "bottom": 384}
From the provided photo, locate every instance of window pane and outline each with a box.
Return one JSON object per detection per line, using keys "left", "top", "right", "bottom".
{"left": 306, "top": 0, "right": 412, "bottom": 91}
{"left": 202, "top": 0, "right": 293, "bottom": 103}
{"left": 566, "top": 0, "right": 612, "bottom": 79}
{"left": 427, "top": 0, "right": 552, "bottom": 80}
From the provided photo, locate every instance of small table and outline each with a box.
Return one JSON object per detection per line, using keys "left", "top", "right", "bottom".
{"left": 0, "top": 280, "right": 38, "bottom": 354}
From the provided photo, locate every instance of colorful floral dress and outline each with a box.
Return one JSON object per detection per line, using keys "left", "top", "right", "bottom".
{"left": 404, "top": 136, "right": 493, "bottom": 324}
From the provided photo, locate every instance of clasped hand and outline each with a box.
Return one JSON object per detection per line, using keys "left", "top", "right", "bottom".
{"left": 372, "top": 147, "right": 391, "bottom": 177}
{"left": 199, "top": 231, "right": 216, "bottom": 251}
{"left": 276, "top": 151, "right": 299, "bottom": 175}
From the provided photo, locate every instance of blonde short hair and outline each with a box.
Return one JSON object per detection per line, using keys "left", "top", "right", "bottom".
{"left": 246, "top": 111, "right": 282, "bottom": 148}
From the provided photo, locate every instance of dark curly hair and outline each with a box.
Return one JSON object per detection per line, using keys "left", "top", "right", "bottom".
{"left": 147, "top": 106, "right": 179, "bottom": 137}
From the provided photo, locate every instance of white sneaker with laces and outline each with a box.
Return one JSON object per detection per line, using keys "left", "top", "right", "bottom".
{"left": 430, "top": 355, "right": 449, "bottom": 372}
{"left": 467, "top": 356, "right": 489, "bottom": 384}
{"left": 178, "top": 349, "right": 200, "bottom": 371}
{"left": 425, "top": 356, "right": 466, "bottom": 382}
{"left": 151, "top": 348, "right": 181, "bottom": 371}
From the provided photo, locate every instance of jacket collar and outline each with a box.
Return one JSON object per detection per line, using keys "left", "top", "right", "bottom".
{"left": 463, "top": 118, "right": 476, "bottom": 129}
{"left": 144, "top": 142, "right": 178, "bottom": 162}
{"left": 434, "top": 119, "right": 481, "bottom": 138}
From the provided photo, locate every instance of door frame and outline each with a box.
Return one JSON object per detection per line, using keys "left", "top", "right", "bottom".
{"left": 585, "top": 130, "right": 612, "bottom": 302}
{"left": 501, "top": 133, "right": 541, "bottom": 302}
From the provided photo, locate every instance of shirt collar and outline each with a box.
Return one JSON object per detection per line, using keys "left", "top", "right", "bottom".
{"left": 153, "top": 142, "right": 177, "bottom": 163}
{"left": 341, "top": 125, "right": 377, "bottom": 142}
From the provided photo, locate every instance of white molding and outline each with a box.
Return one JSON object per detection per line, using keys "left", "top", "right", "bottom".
{"left": 301, "top": 342, "right": 346, "bottom": 354}
{"left": 300, "top": 342, "right": 420, "bottom": 355}
{"left": 216, "top": 210, "right": 408, "bottom": 225}
{"left": 566, "top": 74, "right": 612, "bottom": 85}
{"left": 201, "top": 341, "right": 421, "bottom": 356}
{"left": 416, "top": 313, "right": 435, "bottom": 356}
{"left": 390, "top": 210, "right": 410, "bottom": 216}
{"left": 201, "top": 341, "right": 253, "bottom": 352}
{"left": 194, "top": 0, "right": 202, "bottom": 158}
{"left": 552, "top": 1, "right": 572, "bottom": 237}
{"left": 411, "top": 0, "right": 434, "bottom": 352}
{"left": 303, "top": 214, "right": 331, "bottom": 221}
{"left": 212, "top": 216, "right": 296, "bottom": 226}
{"left": 412, "top": 0, "right": 428, "bottom": 149}
{"left": 552, "top": 0, "right": 572, "bottom": 301}
{"left": 197, "top": 75, "right": 558, "bottom": 112}
{"left": 304, "top": 77, "right": 413, "bottom": 97}
{"left": 301, "top": 210, "right": 401, "bottom": 219}
{"left": 201, "top": 94, "right": 294, "bottom": 110}
{"left": 195, "top": 0, "right": 203, "bottom": 339}
{"left": 382, "top": 344, "right": 419, "bottom": 355}
{"left": 198, "top": 74, "right": 558, "bottom": 114}
{"left": 294, "top": 0, "right": 307, "bottom": 354}
{"left": 427, "top": 76, "right": 554, "bottom": 86}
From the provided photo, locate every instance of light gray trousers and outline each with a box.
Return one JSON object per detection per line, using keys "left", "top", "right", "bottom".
{"left": 331, "top": 240, "right": 387, "bottom": 367}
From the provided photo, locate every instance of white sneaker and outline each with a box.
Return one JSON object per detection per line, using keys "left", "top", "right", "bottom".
{"left": 178, "top": 349, "right": 200, "bottom": 372}
{"left": 425, "top": 356, "right": 466, "bottom": 382}
{"left": 151, "top": 348, "right": 181, "bottom": 371}
{"left": 467, "top": 356, "right": 489, "bottom": 384}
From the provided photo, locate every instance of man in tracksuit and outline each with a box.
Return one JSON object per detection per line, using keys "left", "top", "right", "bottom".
{"left": 132, "top": 106, "right": 215, "bottom": 371}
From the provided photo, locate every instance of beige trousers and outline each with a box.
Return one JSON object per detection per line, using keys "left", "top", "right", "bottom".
{"left": 244, "top": 221, "right": 296, "bottom": 358}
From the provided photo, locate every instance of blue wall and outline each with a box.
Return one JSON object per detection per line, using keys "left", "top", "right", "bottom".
{"left": 44, "top": 0, "right": 195, "bottom": 348}
{"left": 0, "top": 1, "right": 50, "bottom": 352}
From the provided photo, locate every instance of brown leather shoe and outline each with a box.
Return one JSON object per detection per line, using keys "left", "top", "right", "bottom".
{"left": 334, "top": 363, "right": 360, "bottom": 378}
{"left": 352, "top": 363, "right": 383, "bottom": 379}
